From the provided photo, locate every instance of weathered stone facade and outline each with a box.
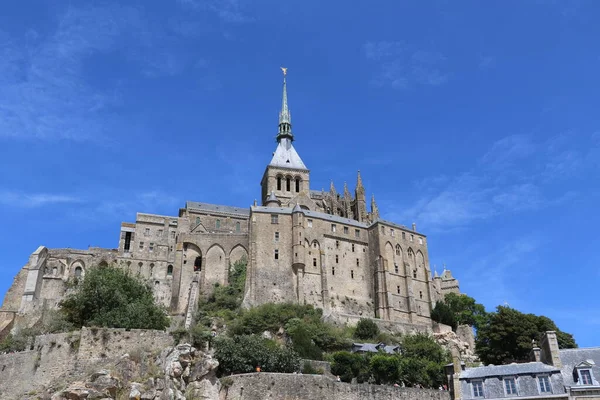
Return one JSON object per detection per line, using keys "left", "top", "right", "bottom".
{"left": 0, "top": 73, "right": 460, "bottom": 335}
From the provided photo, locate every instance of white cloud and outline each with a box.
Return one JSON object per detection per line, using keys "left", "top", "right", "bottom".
{"left": 364, "top": 42, "right": 449, "bottom": 89}
{"left": 0, "top": 191, "right": 82, "bottom": 208}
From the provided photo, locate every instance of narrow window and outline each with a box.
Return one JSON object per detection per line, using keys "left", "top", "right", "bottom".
{"left": 167, "top": 265, "right": 173, "bottom": 276}
{"left": 274, "top": 249, "right": 279, "bottom": 260}
{"left": 381, "top": 226, "right": 385, "bottom": 234}
{"left": 74, "top": 267, "right": 82, "bottom": 278}
{"left": 331, "top": 267, "right": 335, "bottom": 275}
{"left": 394, "top": 263, "right": 399, "bottom": 274}
{"left": 313, "top": 258, "right": 317, "bottom": 267}
{"left": 395, "top": 245, "right": 401, "bottom": 256}
{"left": 402, "top": 232, "right": 406, "bottom": 239}
{"left": 335, "top": 240, "right": 339, "bottom": 249}
{"left": 335, "top": 255, "right": 339, "bottom": 264}
{"left": 419, "top": 291, "right": 423, "bottom": 299}
{"left": 195, "top": 216, "right": 200, "bottom": 225}
{"left": 504, "top": 378, "right": 517, "bottom": 395}
{"left": 472, "top": 381, "right": 484, "bottom": 397}
{"left": 410, "top": 234, "right": 414, "bottom": 242}
{"left": 139, "top": 241, "right": 144, "bottom": 250}
{"left": 295, "top": 178, "right": 300, "bottom": 192}
{"left": 419, "top": 237, "right": 423, "bottom": 245}
{"left": 356, "top": 258, "right": 359, "bottom": 267}
{"left": 171, "top": 231, "right": 176, "bottom": 239}
{"left": 124, "top": 232, "right": 132, "bottom": 252}
{"left": 150, "top": 263, "right": 154, "bottom": 277}
{"left": 194, "top": 257, "right": 202, "bottom": 271}
{"left": 275, "top": 232, "right": 280, "bottom": 242}
{"left": 355, "top": 229, "right": 360, "bottom": 238}
{"left": 149, "top": 243, "right": 154, "bottom": 252}
{"left": 396, "top": 285, "right": 400, "bottom": 294}
{"left": 538, "top": 376, "right": 551, "bottom": 393}
{"left": 331, "top": 224, "right": 336, "bottom": 233}
{"left": 286, "top": 177, "right": 291, "bottom": 191}
{"left": 169, "top": 245, "right": 173, "bottom": 252}
{"left": 307, "top": 219, "right": 313, "bottom": 228}
{"left": 352, "top": 244, "right": 355, "bottom": 252}
{"left": 351, "top": 270, "right": 354, "bottom": 279}
{"left": 343, "top": 226, "right": 349, "bottom": 234}
{"left": 391, "top": 229, "right": 395, "bottom": 237}
{"left": 277, "top": 176, "right": 282, "bottom": 190}
{"left": 158, "top": 229, "right": 163, "bottom": 236}
{"left": 413, "top": 270, "right": 417, "bottom": 279}
{"left": 145, "top": 228, "right": 150, "bottom": 236}
{"left": 271, "top": 214, "right": 279, "bottom": 224}
{"left": 236, "top": 222, "right": 241, "bottom": 232}
{"left": 216, "top": 219, "right": 221, "bottom": 229}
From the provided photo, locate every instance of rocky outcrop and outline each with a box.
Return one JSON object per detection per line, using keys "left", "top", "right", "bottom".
{"left": 433, "top": 326, "right": 478, "bottom": 364}
{"left": 48, "top": 343, "right": 220, "bottom": 400}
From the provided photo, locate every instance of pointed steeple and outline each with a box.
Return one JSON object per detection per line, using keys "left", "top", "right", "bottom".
{"left": 356, "top": 170, "right": 364, "bottom": 191}
{"left": 354, "top": 170, "right": 367, "bottom": 222}
{"left": 277, "top": 67, "right": 293, "bottom": 142}
{"left": 371, "top": 194, "right": 380, "bottom": 220}
{"left": 330, "top": 180, "right": 337, "bottom": 195}
{"left": 343, "top": 182, "right": 351, "bottom": 199}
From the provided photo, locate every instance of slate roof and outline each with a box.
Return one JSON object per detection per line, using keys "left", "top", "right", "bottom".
{"left": 252, "top": 206, "right": 370, "bottom": 229}
{"left": 352, "top": 343, "right": 400, "bottom": 354}
{"left": 186, "top": 202, "right": 250, "bottom": 217}
{"left": 460, "top": 362, "right": 560, "bottom": 379}
{"left": 559, "top": 347, "right": 600, "bottom": 387}
{"left": 269, "top": 140, "right": 307, "bottom": 170}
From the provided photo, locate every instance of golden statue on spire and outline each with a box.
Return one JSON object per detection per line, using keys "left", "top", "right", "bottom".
{"left": 280, "top": 67, "right": 288, "bottom": 76}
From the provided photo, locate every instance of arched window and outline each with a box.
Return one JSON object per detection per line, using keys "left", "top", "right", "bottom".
{"left": 196, "top": 216, "right": 200, "bottom": 225}
{"left": 194, "top": 256, "right": 202, "bottom": 272}
{"left": 395, "top": 245, "right": 401, "bottom": 256}
{"left": 236, "top": 222, "right": 241, "bottom": 232}
{"left": 216, "top": 219, "right": 221, "bottom": 229}
{"left": 150, "top": 263, "right": 155, "bottom": 277}
{"left": 286, "top": 177, "right": 291, "bottom": 191}
{"left": 295, "top": 178, "right": 300, "bottom": 192}
{"left": 277, "top": 176, "right": 282, "bottom": 190}
{"left": 167, "top": 265, "right": 173, "bottom": 276}
{"left": 74, "top": 267, "right": 82, "bottom": 278}
{"left": 52, "top": 267, "right": 58, "bottom": 276}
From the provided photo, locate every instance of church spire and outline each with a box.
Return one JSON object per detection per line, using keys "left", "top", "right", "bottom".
{"left": 277, "top": 67, "right": 293, "bottom": 142}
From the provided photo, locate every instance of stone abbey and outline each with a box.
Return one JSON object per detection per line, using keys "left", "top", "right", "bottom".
{"left": 0, "top": 72, "right": 460, "bottom": 336}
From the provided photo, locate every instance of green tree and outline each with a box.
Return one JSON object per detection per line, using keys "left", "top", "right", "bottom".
{"left": 214, "top": 335, "right": 300, "bottom": 376}
{"left": 199, "top": 257, "right": 247, "bottom": 314}
{"left": 399, "top": 334, "right": 450, "bottom": 388}
{"left": 370, "top": 354, "right": 400, "bottom": 384}
{"left": 330, "top": 351, "right": 372, "bottom": 383}
{"left": 353, "top": 318, "right": 380, "bottom": 340}
{"left": 59, "top": 265, "right": 169, "bottom": 330}
{"left": 475, "top": 306, "right": 577, "bottom": 365}
{"left": 431, "top": 293, "right": 486, "bottom": 330}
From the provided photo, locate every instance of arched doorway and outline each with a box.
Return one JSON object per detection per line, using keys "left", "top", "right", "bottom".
{"left": 194, "top": 256, "right": 202, "bottom": 272}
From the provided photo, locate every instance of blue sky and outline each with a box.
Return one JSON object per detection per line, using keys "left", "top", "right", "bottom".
{"left": 1, "top": 0, "right": 599, "bottom": 346}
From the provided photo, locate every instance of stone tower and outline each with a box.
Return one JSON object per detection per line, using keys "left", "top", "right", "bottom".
{"left": 260, "top": 71, "right": 311, "bottom": 208}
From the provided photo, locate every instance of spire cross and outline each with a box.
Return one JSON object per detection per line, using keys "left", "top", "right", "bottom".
{"left": 281, "top": 67, "right": 288, "bottom": 76}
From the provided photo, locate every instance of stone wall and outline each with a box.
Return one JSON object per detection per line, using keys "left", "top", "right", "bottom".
{"left": 77, "top": 327, "right": 174, "bottom": 365}
{"left": 223, "top": 373, "right": 450, "bottom": 400}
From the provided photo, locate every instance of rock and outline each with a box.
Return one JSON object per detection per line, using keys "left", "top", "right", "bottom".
{"left": 129, "top": 387, "right": 141, "bottom": 400}
{"left": 141, "top": 389, "right": 156, "bottom": 399}
{"left": 170, "top": 361, "right": 183, "bottom": 378}
{"left": 262, "top": 330, "right": 273, "bottom": 340}
{"left": 190, "top": 357, "right": 219, "bottom": 382}
{"left": 87, "top": 374, "right": 120, "bottom": 398}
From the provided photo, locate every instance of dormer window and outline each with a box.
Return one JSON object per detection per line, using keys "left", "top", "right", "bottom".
{"left": 472, "top": 380, "right": 484, "bottom": 397}
{"left": 504, "top": 377, "right": 518, "bottom": 396}
{"left": 575, "top": 361, "right": 596, "bottom": 385}
{"left": 580, "top": 369, "right": 593, "bottom": 385}
{"left": 538, "top": 375, "right": 552, "bottom": 393}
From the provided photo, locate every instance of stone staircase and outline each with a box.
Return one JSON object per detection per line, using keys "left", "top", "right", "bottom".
{"left": 184, "top": 274, "right": 201, "bottom": 329}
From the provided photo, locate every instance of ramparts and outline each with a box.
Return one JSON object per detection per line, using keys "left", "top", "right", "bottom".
{"left": 224, "top": 373, "right": 450, "bottom": 400}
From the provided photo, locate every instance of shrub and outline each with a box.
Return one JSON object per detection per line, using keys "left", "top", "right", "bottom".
{"left": 353, "top": 318, "right": 379, "bottom": 340}
{"left": 214, "top": 335, "right": 300, "bottom": 376}
{"left": 59, "top": 265, "right": 169, "bottom": 330}
{"left": 330, "top": 351, "right": 371, "bottom": 383}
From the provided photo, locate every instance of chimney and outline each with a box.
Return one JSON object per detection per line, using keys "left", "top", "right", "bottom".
{"left": 540, "top": 331, "right": 562, "bottom": 367}
{"left": 532, "top": 347, "right": 541, "bottom": 362}
{"left": 412, "top": 223, "right": 416, "bottom": 231}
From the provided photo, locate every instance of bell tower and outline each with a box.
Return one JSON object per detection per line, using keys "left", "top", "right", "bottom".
{"left": 261, "top": 68, "right": 310, "bottom": 206}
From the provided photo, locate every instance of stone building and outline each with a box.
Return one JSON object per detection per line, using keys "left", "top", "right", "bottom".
{"left": 449, "top": 331, "right": 600, "bottom": 400}
{"left": 0, "top": 72, "right": 460, "bottom": 336}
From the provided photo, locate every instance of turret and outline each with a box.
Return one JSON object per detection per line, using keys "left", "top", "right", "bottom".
{"left": 265, "top": 191, "right": 281, "bottom": 207}
{"left": 354, "top": 170, "right": 367, "bottom": 222}
{"left": 292, "top": 204, "right": 305, "bottom": 269}
{"left": 371, "top": 194, "right": 380, "bottom": 221}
